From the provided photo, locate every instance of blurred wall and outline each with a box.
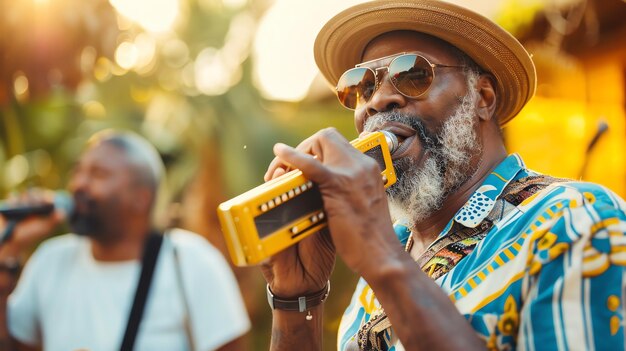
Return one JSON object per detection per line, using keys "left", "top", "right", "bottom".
{"left": 506, "top": 0, "right": 626, "bottom": 197}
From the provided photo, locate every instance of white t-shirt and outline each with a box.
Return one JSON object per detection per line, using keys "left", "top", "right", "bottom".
{"left": 8, "top": 229, "right": 250, "bottom": 351}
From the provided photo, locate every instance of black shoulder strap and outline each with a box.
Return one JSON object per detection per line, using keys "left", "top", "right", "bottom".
{"left": 120, "top": 232, "right": 164, "bottom": 351}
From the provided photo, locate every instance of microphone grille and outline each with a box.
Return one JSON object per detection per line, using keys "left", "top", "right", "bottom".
{"left": 380, "top": 131, "right": 399, "bottom": 155}
{"left": 54, "top": 192, "right": 74, "bottom": 216}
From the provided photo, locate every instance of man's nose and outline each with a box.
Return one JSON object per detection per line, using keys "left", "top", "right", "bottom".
{"left": 365, "top": 75, "right": 407, "bottom": 116}
{"left": 68, "top": 171, "right": 88, "bottom": 193}
{"left": 355, "top": 75, "right": 409, "bottom": 132}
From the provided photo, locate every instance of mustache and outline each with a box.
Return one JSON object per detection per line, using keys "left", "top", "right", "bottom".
{"left": 72, "top": 191, "right": 97, "bottom": 211}
{"left": 363, "top": 111, "right": 440, "bottom": 150}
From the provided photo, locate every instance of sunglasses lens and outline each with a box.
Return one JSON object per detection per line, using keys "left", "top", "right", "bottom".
{"left": 336, "top": 67, "right": 376, "bottom": 109}
{"left": 389, "top": 54, "right": 433, "bottom": 97}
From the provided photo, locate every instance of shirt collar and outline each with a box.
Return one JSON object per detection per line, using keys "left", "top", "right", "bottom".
{"left": 393, "top": 154, "right": 527, "bottom": 239}
{"left": 452, "top": 154, "right": 525, "bottom": 228}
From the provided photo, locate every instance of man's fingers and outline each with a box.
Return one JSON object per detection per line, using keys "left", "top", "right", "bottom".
{"left": 264, "top": 156, "right": 286, "bottom": 181}
{"left": 273, "top": 143, "right": 329, "bottom": 184}
{"left": 264, "top": 129, "right": 347, "bottom": 181}
{"left": 271, "top": 167, "right": 286, "bottom": 180}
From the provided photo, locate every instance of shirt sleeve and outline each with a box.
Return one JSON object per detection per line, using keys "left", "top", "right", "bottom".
{"left": 8, "top": 247, "right": 44, "bottom": 346}
{"left": 172, "top": 231, "right": 250, "bottom": 351}
{"left": 519, "top": 185, "right": 626, "bottom": 350}
{"left": 337, "top": 222, "right": 412, "bottom": 351}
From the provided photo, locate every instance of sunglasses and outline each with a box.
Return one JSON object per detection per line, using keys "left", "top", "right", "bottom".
{"left": 335, "top": 52, "right": 465, "bottom": 110}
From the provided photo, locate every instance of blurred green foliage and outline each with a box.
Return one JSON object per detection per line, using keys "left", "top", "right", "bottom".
{"left": 496, "top": 0, "right": 544, "bottom": 35}
{"left": 0, "top": 0, "right": 357, "bottom": 349}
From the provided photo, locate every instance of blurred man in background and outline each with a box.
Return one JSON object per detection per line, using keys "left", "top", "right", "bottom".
{"left": 261, "top": 1, "right": 626, "bottom": 350}
{"left": 0, "top": 130, "right": 249, "bottom": 351}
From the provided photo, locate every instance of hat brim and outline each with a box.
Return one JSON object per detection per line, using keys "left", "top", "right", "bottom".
{"left": 314, "top": 0, "right": 536, "bottom": 126}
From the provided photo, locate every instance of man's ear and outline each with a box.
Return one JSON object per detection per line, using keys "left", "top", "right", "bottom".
{"left": 475, "top": 73, "right": 497, "bottom": 122}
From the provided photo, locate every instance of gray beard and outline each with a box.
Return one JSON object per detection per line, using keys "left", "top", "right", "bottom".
{"left": 363, "top": 72, "right": 482, "bottom": 230}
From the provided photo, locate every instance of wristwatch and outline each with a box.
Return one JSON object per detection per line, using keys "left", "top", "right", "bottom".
{"left": 267, "top": 281, "right": 330, "bottom": 312}
{"left": 0, "top": 257, "right": 20, "bottom": 276}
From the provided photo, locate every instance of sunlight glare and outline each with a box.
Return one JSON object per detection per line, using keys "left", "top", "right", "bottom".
{"left": 5, "top": 155, "right": 29, "bottom": 188}
{"left": 253, "top": 0, "right": 355, "bottom": 101}
{"left": 223, "top": 0, "right": 247, "bottom": 10}
{"left": 134, "top": 34, "right": 157, "bottom": 74}
{"left": 13, "top": 74, "right": 29, "bottom": 97}
{"left": 253, "top": 0, "right": 505, "bottom": 102}
{"left": 109, "top": 0, "right": 179, "bottom": 33}
{"left": 115, "top": 41, "right": 139, "bottom": 70}
{"left": 195, "top": 48, "right": 232, "bottom": 96}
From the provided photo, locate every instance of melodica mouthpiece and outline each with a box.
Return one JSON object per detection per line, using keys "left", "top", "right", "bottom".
{"left": 380, "top": 130, "right": 399, "bottom": 156}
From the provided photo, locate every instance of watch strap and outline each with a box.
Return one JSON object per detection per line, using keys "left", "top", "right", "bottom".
{"left": 267, "top": 281, "right": 330, "bottom": 312}
{"left": 0, "top": 257, "right": 20, "bottom": 276}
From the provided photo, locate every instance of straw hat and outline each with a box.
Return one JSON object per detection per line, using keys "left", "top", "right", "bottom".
{"left": 314, "top": 0, "right": 536, "bottom": 125}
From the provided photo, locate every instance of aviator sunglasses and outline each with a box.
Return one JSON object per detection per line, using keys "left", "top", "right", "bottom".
{"left": 335, "top": 52, "right": 465, "bottom": 110}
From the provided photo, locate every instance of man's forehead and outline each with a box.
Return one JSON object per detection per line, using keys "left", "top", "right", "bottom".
{"left": 360, "top": 30, "right": 461, "bottom": 65}
{"left": 357, "top": 52, "right": 406, "bottom": 69}
{"left": 79, "top": 142, "right": 130, "bottom": 167}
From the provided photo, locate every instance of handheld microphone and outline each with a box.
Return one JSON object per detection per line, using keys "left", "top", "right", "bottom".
{"left": 0, "top": 191, "right": 74, "bottom": 221}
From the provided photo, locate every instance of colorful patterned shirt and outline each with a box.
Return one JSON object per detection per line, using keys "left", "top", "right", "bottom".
{"left": 338, "top": 154, "right": 626, "bottom": 351}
